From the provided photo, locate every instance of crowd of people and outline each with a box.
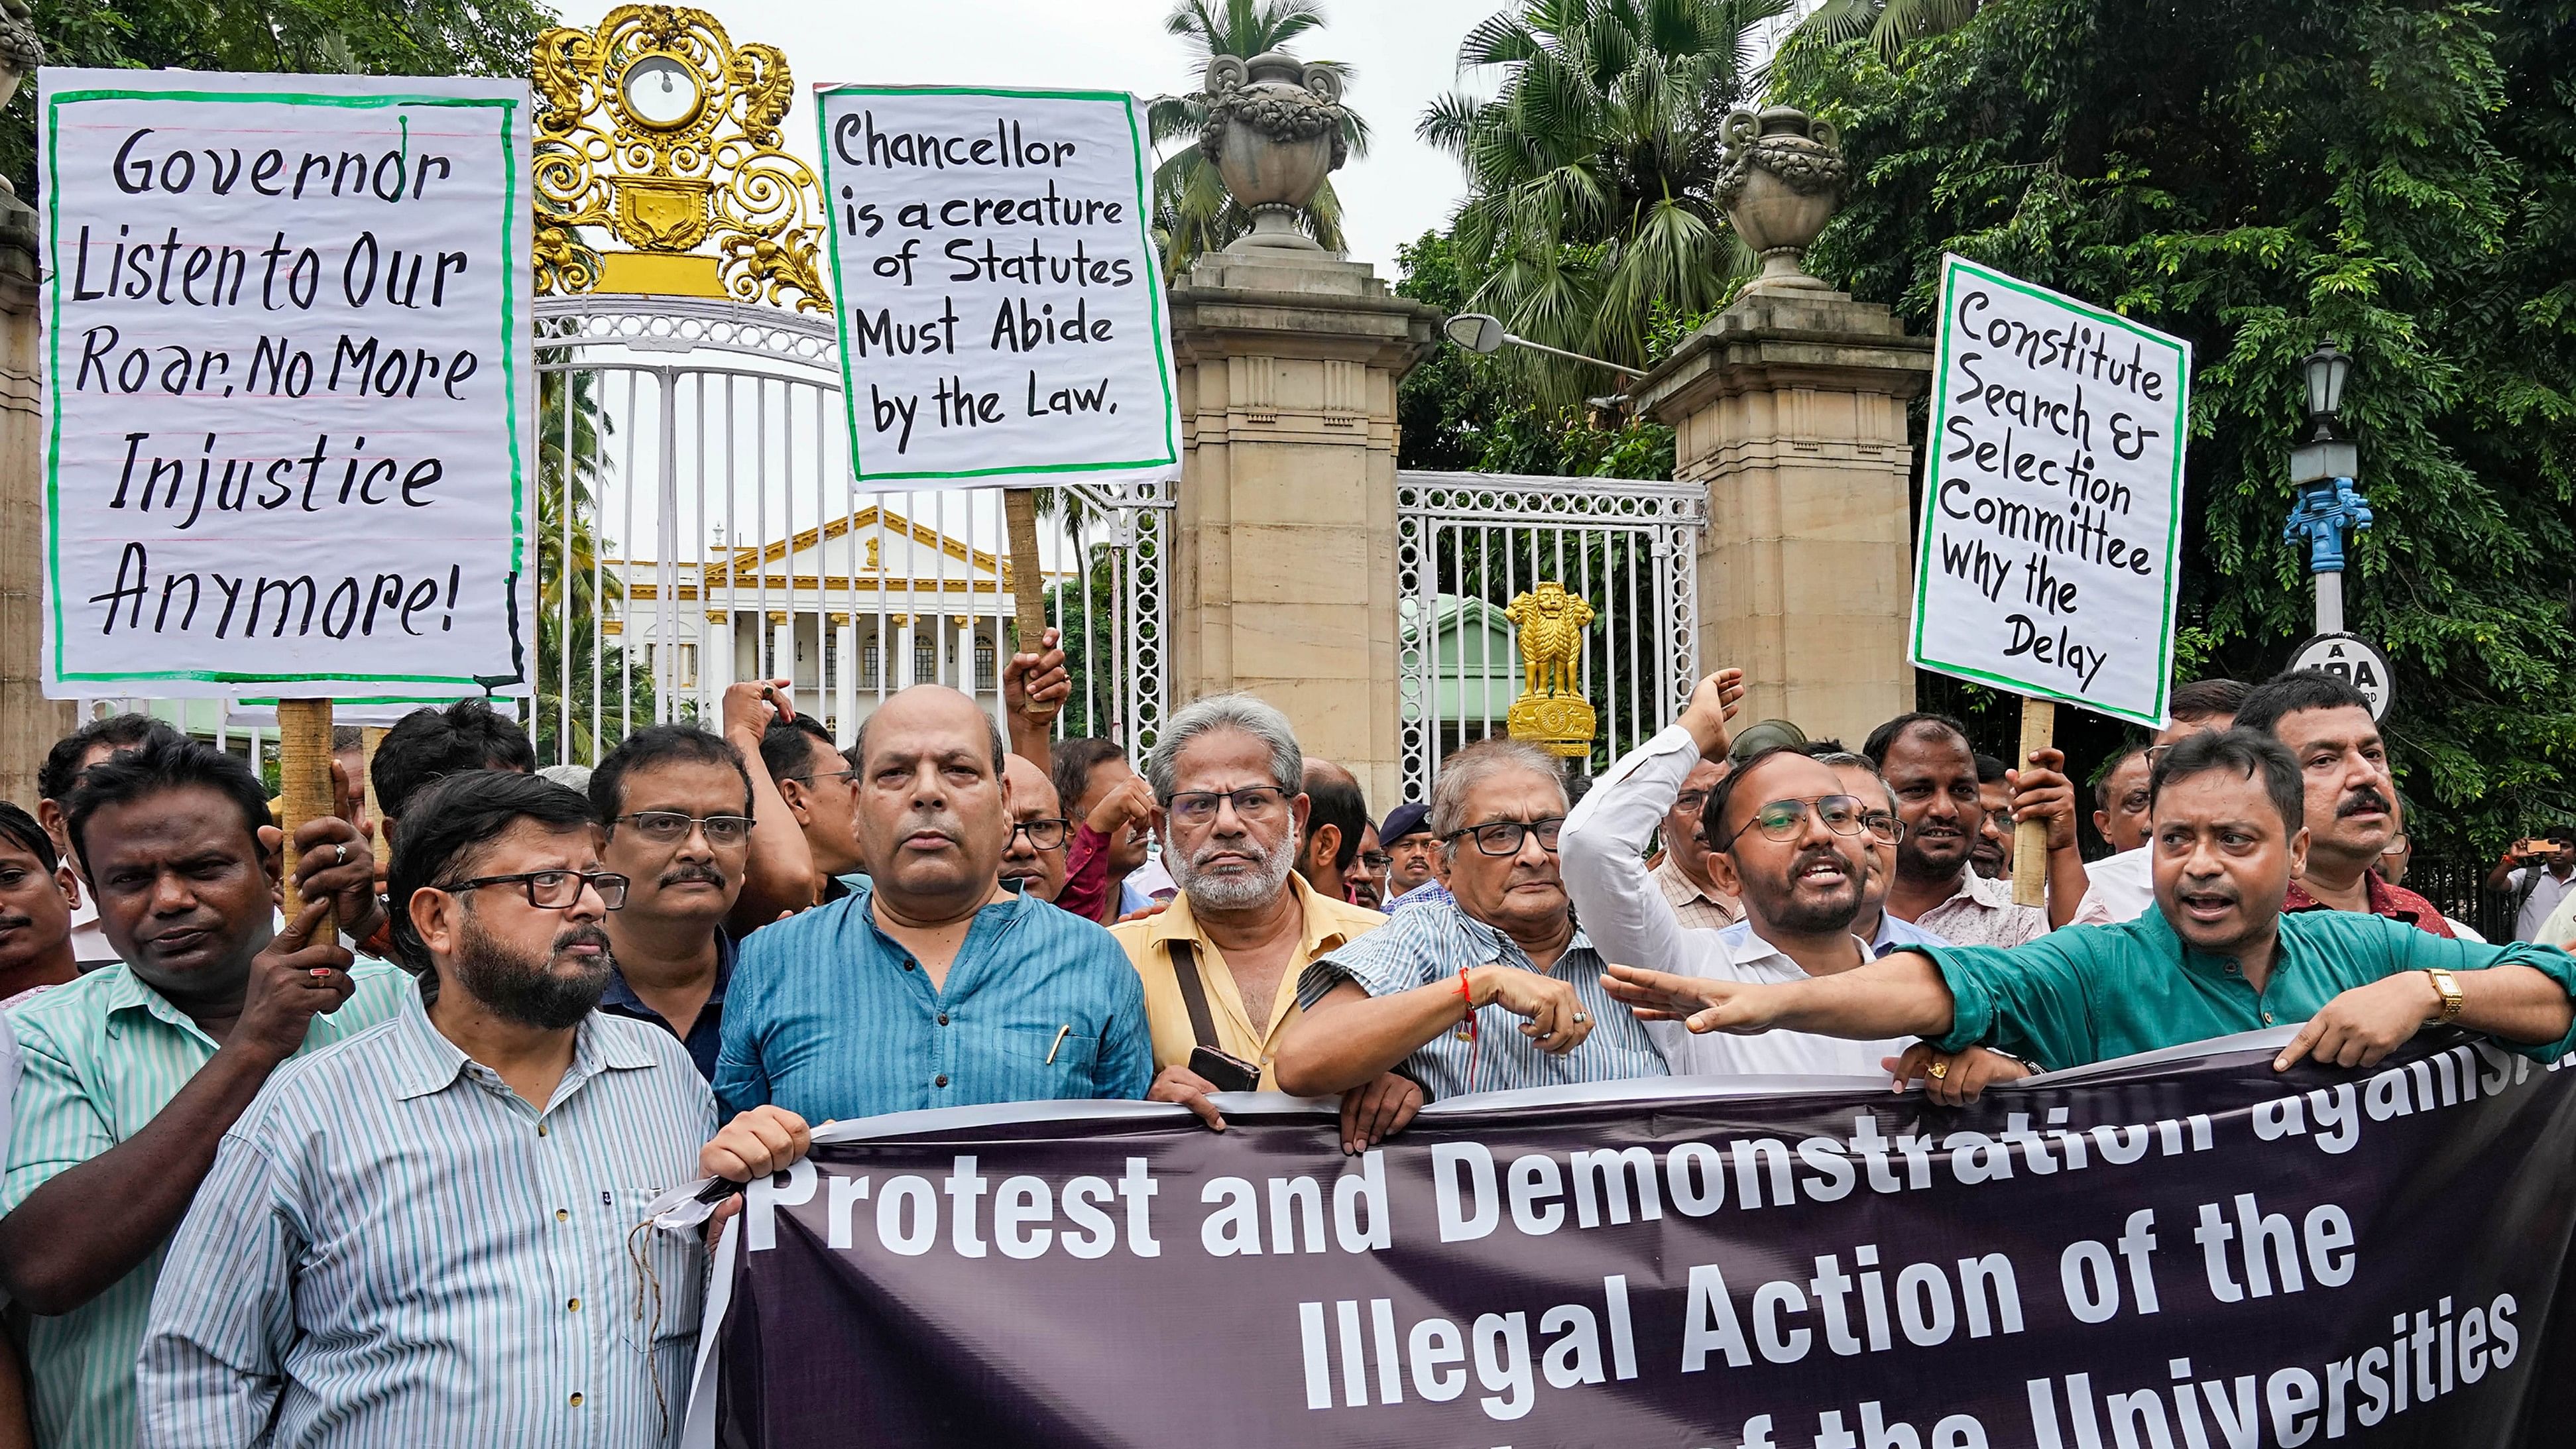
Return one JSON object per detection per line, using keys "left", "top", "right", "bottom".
{"left": 0, "top": 630, "right": 2567, "bottom": 1448}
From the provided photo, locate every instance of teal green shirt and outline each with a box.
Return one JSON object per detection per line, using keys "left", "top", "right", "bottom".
{"left": 1923, "top": 907, "right": 2576, "bottom": 1071}
{"left": 3, "top": 958, "right": 410, "bottom": 1449}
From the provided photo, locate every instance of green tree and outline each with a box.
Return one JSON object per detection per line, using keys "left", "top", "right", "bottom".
{"left": 1782, "top": 0, "right": 1979, "bottom": 65}
{"left": 1148, "top": 0, "right": 1368, "bottom": 272}
{"left": 7, "top": 0, "right": 552, "bottom": 194}
{"left": 1778, "top": 0, "right": 2576, "bottom": 853}
{"left": 1421, "top": 0, "right": 1786, "bottom": 408}
{"left": 534, "top": 369, "right": 660, "bottom": 763}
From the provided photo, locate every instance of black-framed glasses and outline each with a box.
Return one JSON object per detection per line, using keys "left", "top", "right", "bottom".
{"left": 1008, "top": 817, "right": 1073, "bottom": 851}
{"left": 1357, "top": 850, "right": 1393, "bottom": 872}
{"left": 439, "top": 870, "right": 630, "bottom": 910}
{"left": 1674, "top": 790, "right": 1712, "bottom": 817}
{"left": 787, "top": 768, "right": 858, "bottom": 788}
{"left": 1167, "top": 785, "right": 1288, "bottom": 827}
{"left": 1718, "top": 795, "right": 1873, "bottom": 849}
{"left": 1444, "top": 817, "right": 1565, "bottom": 856}
{"left": 612, "top": 811, "right": 754, "bottom": 846}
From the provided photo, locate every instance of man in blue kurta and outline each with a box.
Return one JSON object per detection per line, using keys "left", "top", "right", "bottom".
{"left": 1605, "top": 728, "right": 2576, "bottom": 1092}
{"left": 717, "top": 685, "right": 1150, "bottom": 1123}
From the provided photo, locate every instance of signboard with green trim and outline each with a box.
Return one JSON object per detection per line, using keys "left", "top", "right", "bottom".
{"left": 813, "top": 84, "right": 1179, "bottom": 489}
{"left": 38, "top": 69, "right": 533, "bottom": 701}
{"left": 1908, "top": 254, "right": 2191, "bottom": 728}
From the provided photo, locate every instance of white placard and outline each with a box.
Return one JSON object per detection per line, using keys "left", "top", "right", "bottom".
{"left": 1908, "top": 255, "right": 2191, "bottom": 727}
{"left": 813, "top": 84, "right": 1179, "bottom": 489}
{"left": 40, "top": 70, "right": 534, "bottom": 701}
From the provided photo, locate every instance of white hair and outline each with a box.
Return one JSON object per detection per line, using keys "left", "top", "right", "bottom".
{"left": 1428, "top": 737, "right": 1566, "bottom": 852}
{"left": 1145, "top": 693, "right": 1302, "bottom": 803}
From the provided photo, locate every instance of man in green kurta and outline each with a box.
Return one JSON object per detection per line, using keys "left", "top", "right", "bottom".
{"left": 1604, "top": 728, "right": 2576, "bottom": 1100}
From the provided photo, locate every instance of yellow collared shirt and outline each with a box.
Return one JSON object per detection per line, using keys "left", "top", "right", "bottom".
{"left": 1112, "top": 874, "right": 1385, "bottom": 1076}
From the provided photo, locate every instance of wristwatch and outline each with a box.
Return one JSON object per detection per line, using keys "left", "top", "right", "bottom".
{"left": 2424, "top": 967, "right": 2464, "bottom": 1021}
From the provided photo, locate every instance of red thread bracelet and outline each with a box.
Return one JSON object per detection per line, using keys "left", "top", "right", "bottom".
{"left": 1456, "top": 964, "right": 1480, "bottom": 1094}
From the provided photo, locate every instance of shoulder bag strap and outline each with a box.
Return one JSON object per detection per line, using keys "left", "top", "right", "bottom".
{"left": 1167, "top": 939, "right": 1222, "bottom": 1051}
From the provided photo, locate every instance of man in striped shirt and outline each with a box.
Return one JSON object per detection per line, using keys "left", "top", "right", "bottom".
{"left": 141, "top": 770, "right": 799, "bottom": 1448}
{"left": 1277, "top": 738, "right": 1670, "bottom": 1102}
{"left": 0, "top": 736, "right": 400, "bottom": 1449}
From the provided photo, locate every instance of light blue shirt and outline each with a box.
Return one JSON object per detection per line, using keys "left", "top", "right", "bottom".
{"left": 717, "top": 877, "right": 1153, "bottom": 1122}
{"left": 1715, "top": 913, "right": 1952, "bottom": 958}
{"left": 1299, "top": 896, "right": 1669, "bottom": 1101}
{"left": 138, "top": 996, "right": 715, "bottom": 1449}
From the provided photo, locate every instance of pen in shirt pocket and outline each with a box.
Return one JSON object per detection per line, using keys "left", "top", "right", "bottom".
{"left": 1045, "top": 1023, "right": 1073, "bottom": 1065}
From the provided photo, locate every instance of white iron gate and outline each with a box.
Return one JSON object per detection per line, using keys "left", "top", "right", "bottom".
{"left": 532, "top": 294, "right": 1172, "bottom": 766}
{"left": 1395, "top": 470, "right": 1707, "bottom": 799}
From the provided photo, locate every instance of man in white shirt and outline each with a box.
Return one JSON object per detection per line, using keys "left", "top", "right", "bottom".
{"left": 1562, "top": 671, "right": 2023, "bottom": 1089}
{"left": 2486, "top": 829, "right": 2576, "bottom": 943}
{"left": 2071, "top": 679, "right": 2249, "bottom": 926}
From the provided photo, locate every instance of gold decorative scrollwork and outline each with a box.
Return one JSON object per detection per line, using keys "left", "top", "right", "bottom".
{"left": 529, "top": 5, "right": 831, "bottom": 312}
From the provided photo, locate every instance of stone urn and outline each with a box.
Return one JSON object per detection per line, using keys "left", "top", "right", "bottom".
{"left": 1199, "top": 51, "right": 1350, "bottom": 251}
{"left": 1714, "top": 107, "right": 1849, "bottom": 292}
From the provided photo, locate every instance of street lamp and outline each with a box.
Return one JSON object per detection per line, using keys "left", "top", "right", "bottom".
{"left": 1442, "top": 312, "right": 1645, "bottom": 382}
{"left": 2283, "top": 336, "right": 2371, "bottom": 636}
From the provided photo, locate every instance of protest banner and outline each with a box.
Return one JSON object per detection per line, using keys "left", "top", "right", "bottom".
{"left": 1909, "top": 255, "right": 2191, "bottom": 900}
{"left": 38, "top": 70, "right": 535, "bottom": 703}
{"left": 813, "top": 85, "right": 1181, "bottom": 647}
{"left": 683, "top": 1032, "right": 2576, "bottom": 1449}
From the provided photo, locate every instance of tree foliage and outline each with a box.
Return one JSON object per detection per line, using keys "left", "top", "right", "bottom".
{"left": 1147, "top": 0, "right": 1366, "bottom": 272}
{"left": 1421, "top": 0, "right": 1785, "bottom": 407}
{"left": 6, "top": 0, "right": 552, "bottom": 194}
{"left": 1779, "top": 0, "right": 2576, "bottom": 850}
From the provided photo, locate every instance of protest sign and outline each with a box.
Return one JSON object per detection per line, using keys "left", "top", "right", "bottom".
{"left": 1910, "top": 255, "right": 2190, "bottom": 728}
{"left": 813, "top": 86, "right": 1180, "bottom": 491}
{"left": 39, "top": 70, "right": 534, "bottom": 701}
{"left": 685, "top": 1033, "right": 2576, "bottom": 1449}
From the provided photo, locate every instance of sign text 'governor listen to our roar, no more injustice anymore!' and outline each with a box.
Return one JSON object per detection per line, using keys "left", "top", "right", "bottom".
{"left": 38, "top": 70, "right": 534, "bottom": 700}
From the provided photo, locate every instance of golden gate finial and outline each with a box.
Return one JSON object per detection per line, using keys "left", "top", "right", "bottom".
{"left": 530, "top": 5, "right": 830, "bottom": 312}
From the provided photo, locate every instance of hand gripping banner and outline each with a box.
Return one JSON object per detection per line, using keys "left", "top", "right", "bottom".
{"left": 682, "top": 1030, "right": 2576, "bottom": 1448}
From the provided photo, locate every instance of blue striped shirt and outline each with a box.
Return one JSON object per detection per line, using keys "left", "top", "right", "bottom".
{"left": 1297, "top": 896, "right": 1670, "bottom": 1100}
{"left": 715, "top": 877, "right": 1152, "bottom": 1123}
{"left": 137, "top": 996, "right": 715, "bottom": 1449}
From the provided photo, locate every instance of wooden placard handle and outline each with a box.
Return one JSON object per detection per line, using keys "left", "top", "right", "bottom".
{"left": 1004, "top": 487, "right": 1047, "bottom": 649}
{"left": 274, "top": 697, "right": 337, "bottom": 937}
{"left": 2011, "top": 698, "right": 2054, "bottom": 908}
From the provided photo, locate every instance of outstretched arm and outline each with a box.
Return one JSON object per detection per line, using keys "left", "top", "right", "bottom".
{"left": 1602, "top": 949, "right": 1958, "bottom": 1042}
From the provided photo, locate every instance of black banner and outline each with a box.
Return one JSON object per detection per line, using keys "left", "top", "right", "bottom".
{"left": 696, "top": 1033, "right": 2576, "bottom": 1447}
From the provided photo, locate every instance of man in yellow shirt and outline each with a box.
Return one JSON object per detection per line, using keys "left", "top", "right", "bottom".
{"left": 1114, "top": 694, "right": 1421, "bottom": 1155}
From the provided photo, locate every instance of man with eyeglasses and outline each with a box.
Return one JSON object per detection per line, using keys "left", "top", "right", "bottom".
{"left": 717, "top": 685, "right": 1149, "bottom": 1124}
{"left": 1563, "top": 673, "right": 1995, "bottom": 1081}
{"left": 589, "top": 687, "right": 814, "bottom": 1081}
{"left": 141, "top": 768, "right": 800, "bottom": 1448}
{"left": 1651, "top": 748, "right": 1740, "bottom": 930}
{"left": 2071, "top": 678, "right": 2249, "bottom": 926}
{"left": 763, "top": 715, "right": 866, "bottom": 899}
{"left": 1112, "top": 696, "right": 1411, "bottom": 1155}
{"left": 1346, "top": 822, "right": 1389, "bottom": 910}
{"left": 1275, "top": 736, "right": 1669, "bottom": 1104}
{"left": 998, "top": 754, "right": 1072, "bottom": 904}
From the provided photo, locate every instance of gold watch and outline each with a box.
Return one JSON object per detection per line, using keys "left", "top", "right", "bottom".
{"left": 2424, "top": 967, "right": 2464, "bottom": 1021}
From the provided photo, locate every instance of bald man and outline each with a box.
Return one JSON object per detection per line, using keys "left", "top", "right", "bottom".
{"left": 999, "top": 754, "right": 1071, "bottom": 904}
{"left": 715, "top": 686, "right": 1151, "bottom": 1122}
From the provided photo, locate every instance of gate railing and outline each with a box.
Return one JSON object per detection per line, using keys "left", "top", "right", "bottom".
{"left": 1395, "top": 470, "right": 1708, "bottom": 801}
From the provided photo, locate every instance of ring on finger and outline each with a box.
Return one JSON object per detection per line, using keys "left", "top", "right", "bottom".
{"left": 1926, "top": 1059, "right": 1950, "bottom": 1080}
{"left": 332, "top": 842, "right": 349, "bottom": 864}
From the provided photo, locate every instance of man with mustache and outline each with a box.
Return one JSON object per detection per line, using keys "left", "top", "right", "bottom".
{"left": 2070, "top": 679, "right": 2249, "bottom": 926}
{"left": 1113, "top": 696, "right": 1415, "bottom": 1155}
{"left": 141, "top": 769, "right": 795, "bottom": 1447}
{"left": 1275, "top": 737, "right": 1670, "bottom": 1102}
{"left": 591, "top": 683, "right": 815, "bottom": 1082}
{"left": 718, "top": 685, "right": 1150, "bottom": 1122}
{"left": 1651, "top": 746, "right": 1741, "bottom": 929}
{"left": 998, "top": 754, "right": 1071, "bottom": 904}
{"left": 1865, "top": 713, "right": 2066, "bottom": 945}
{"left": 35, "top": 715, "right": 182, "bottom": 968}
{"left": 1796, "top": 744, "right": 1950, "bottom": 955}
{"left": 0, "top": 736, "right": 402, "bottom": 1449}
{"left": 762, "top": 715, "right": 867, "bottom": 899}
{"left": 1606, "top": 729, "right": 2576, "bottom": 1093}
{"left": 2237, "top": 669, "right": 2454, "bottom": 935}
{"left": 1378, "top": 803, "right": 1440, "bottom": 905}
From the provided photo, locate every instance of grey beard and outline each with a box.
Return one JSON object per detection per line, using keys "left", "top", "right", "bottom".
{"left": 1172, "top": 835, "right": 1297, "bottom": 911}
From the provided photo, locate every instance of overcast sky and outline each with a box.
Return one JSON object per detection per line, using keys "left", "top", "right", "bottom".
{"left": 550, "top": 0, "right": 1768, "bottom": 276}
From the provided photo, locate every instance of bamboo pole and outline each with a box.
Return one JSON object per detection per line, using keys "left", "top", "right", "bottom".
{"left": 274, "top": 698, "right": 336, "bottom": 933}
{"left": 2011, "top": 698, "right": 2054, "bottom": 908}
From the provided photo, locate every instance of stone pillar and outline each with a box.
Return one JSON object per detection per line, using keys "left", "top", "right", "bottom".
{"left": 895, "top": 615, "right": 916, "bottom": 689}
{"left": 0, "top": 193, "right": 69, "bottom": 803}
{"left": 1632, "top": 288, "right": 1932, "bottom": 746}
{"left": 832, "top": 614, "right": 858, "bottom": 741}
{"left": 1165, "top": 249, "right": 1436, "bottom": 810}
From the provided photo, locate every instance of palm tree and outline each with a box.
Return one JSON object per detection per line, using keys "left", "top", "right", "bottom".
{"left": 1783, "top": 0, "right": 1980, "bottom": 64}
{"left": 534, "top": 369, "right": 657, "bottom": 761}
{"left": 1423, "top": 0, "right": 1789, "bottom": 406}
{"left": 1148, "top": 0, "right": 1370, "bottom": 272}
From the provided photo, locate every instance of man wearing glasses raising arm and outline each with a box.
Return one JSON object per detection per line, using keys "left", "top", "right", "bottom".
{"left": 1273, "top": 737, "right": 1670, "bottom": 1104}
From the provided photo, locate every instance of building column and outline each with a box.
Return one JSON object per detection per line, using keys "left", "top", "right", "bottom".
{"left": 1165, "top": 248, "right": 1438, "bottom": 809}
{"left": 831, "top": 614, "right": 858, "bottom": 740}
{"left": 895, "top": 614, "right": 916, "bottom": 689}
{"left": 0, "top": 192, "right": 68, "bottom": 801}
{"left": 1631, "top": 288, "right": 1933, "bottom": 747}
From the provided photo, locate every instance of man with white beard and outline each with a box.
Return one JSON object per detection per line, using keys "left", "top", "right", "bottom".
{"left": 1114, "top": 695, "right": 1423, "bottom": 1156}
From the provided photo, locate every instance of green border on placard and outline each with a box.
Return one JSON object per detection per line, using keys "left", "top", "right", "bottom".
{"left": 43, "top": 84, "right": 528, "bottom": 687}
{"left": 813, "top": 83, "right": 1181, "bottom": 485}
{"left": 1906, "top": 253, "right": 2192, "bottom": 728}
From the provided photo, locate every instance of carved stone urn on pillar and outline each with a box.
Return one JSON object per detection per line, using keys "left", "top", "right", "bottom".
{"left": 1199, "top": 51, "right": 1350, "bottom": 252}
{"left": 1714, "top": 106, "right": 1849, "bottom": 294}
